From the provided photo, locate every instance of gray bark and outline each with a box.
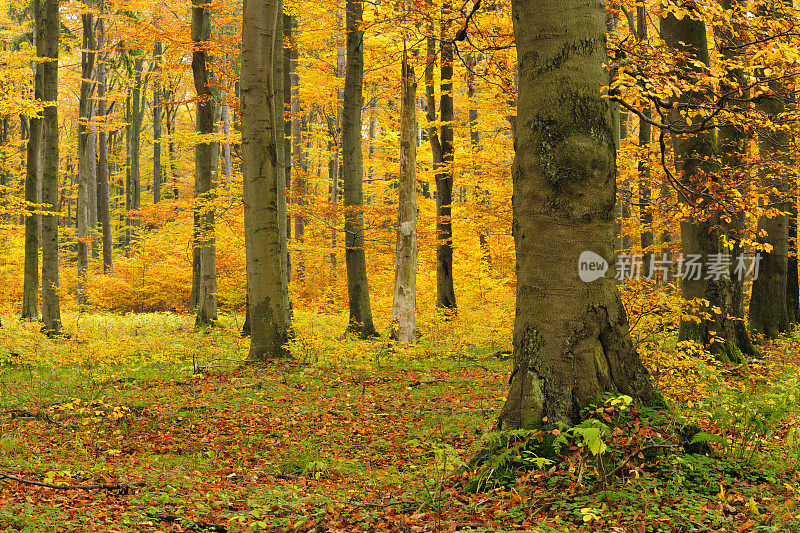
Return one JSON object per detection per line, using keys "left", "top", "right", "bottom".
{"left": 342, "top": 0, "right": 376, "bottom": 337}
{"left": 192, "top": 0, "right": 219, "bottom": 326}
{"left": 498, "top": 0, "right": 659, "bottom": 427}
{"left": 77, "top": 0, "right": 96, "bottom": 306}
{"left": 242, "top": 0, "right": 291, "bottom": 360}
{"left": 391, "top": 53, "right": 417, "bottom": 343}
{"left": 38, "top": 0, "right": 61, "bottom": 334}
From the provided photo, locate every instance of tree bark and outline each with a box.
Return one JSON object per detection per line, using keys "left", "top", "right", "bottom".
{"left": 342, "top": 0, "right": 376, "bottom": 337}
{"left": 153, "top": 41, "right": 163, "bottom": 204}
{"left": 21, "top": 57, "right": 41, "bottom": 319}
{"left": 38, "top": 0, "right": 61, "bottom": 334}
{"left": 97, "top": 0, "right": 112, "bottom": 273}
{"left": 77, "top": 0, "right": 96, "bottom": 306}
{"left": 242, "top": 0, "right": 291, "bottom": 360}
{"left": 714, "top": 0, "right": 759, "bottom": 358}
{"left": 391, "top": 52, "right": 417, "bottom": 343}
{"left": 283, "top": 13, "right": 292, "bottom": 283}
{"left": 290, "top": 26, "right": 305, "bottom": 279}
{"left": 436, "top": 0, "right": 456, "bottom": 311}
{"left": 273, "top": 4, "right": 289, "bottom": 300}
{"left": 659, "top": 11, "right": 742, "bottom": 363}
{"left": 192, "top": 0, "right": 219, "bottom": 327}
{"left": 498, "top": 0, "right": 659, "bottom": 428}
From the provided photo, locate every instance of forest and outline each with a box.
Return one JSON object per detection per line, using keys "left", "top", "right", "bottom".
{"left": 0, "top": 0, "right": 800, "bottom": 530}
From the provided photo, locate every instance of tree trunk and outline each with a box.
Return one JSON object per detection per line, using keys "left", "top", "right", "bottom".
{"left": 153, "top": 40, "right": 163, "bottom": 204}
{"left": 498, "top": 0, "right": 660, "bottom": 428}
{"left": 342, "top": 0, "right": 376, "bottom": 337}
{"left": 391, "top": 52, "right": 417, "bottom": 343}
{"left": 283, "top": 13, "right": 292, "bottom": 283}
{"left": 97, "top": 0, "right": 112, "bottom": 273}
{"left": 659, "top": 11, "right": 741, "bottom": 363}
{"left": 38, "top": 0, "right": 61, "bottom": 334}
{"left": 130, "top": 56, "right": 143, "bottom": 228}
{"left": 714, "top": 0, "right": 759, "bottom": 358}
{"left": 242, "top": 0, "right": 291, "bottom": 360}
{"left": 436, "top": 0, "right": 456, "bottom": 311}
{"left": 21, "top": 61, "right": 41, "bottom": 319}
{"left": 788, "top": 202, "right": 799, "bottom": 324}
{"left": 77, "top": 0, "right": 96, "bottom": 307}
{"left": 290, "top": 28, "right": 306, "bottom": 279}
{"left": 274, "top": 4, "right": 289, "bottom": 300}
{"left": 192, "top": 0, "right": 219, "bottom": 327}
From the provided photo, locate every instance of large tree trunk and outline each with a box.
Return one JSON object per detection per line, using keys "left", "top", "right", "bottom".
{"left": 242, "top": 0, "right": 291, "bottom": 360}
{"left": 21, "top": 60, "right": 41, "bottom": 319}
{"left": 38, "top": 0, "right": 61, "bottom": 334}
{"left": 342, "top": 0, "right": 376, "bottom": 337}
{"left": 498, "top": 0, "right": 659, "bottom": 428}
{"left": 192, "top": 0, "right": 219, "bottom": 327}
{"left": 96, "top": 0, "right": 112, "bottom": 272}
{"left": 436, "top": 0, "right": 456, "bottom": 310}
{"left": 153, "top": 41, "right": 163, "bottom": 204}
{"left": 391, "top": 52, "right": 417, "bottom": 343}
{"left": 77, "top": 0, "right": 96, "bottom": 307}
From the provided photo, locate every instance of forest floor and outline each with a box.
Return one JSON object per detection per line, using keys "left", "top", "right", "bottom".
{"left": 0, "top": 313, "right": 800, "bottom": 532}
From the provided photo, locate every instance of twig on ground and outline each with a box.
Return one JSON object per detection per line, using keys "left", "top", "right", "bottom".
{"left": 0, "top": 472, "right": 144, "bottom": 492}
{"left": 7, "top": 409, "right": 60, "bottom": 425}
{"left": 147, "top": 513, "right": 227, "bottom": 533}
{"left": 348, "top": 500, "right": 415, "bottom": 510}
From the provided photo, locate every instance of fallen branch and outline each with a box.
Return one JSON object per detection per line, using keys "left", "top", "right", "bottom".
{"left": 348, "top": 500, "right": 415, "bottom": 510}
{"left": 0, "top": 472, "right": 144, "bottom": 492}
{"left": 7, "top": 409, "right": 60, "bottom": 425}
{"left": 147, "top": 513, "right": 227, "bottom": 533}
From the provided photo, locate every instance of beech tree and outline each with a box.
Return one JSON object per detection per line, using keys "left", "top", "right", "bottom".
{"left": 342, "top": 0, "right": 376, "bottom": 337}
{"left": 37, "top": 0, "right": 61, "bottom": 334}
{"left": 390, "top": 51, "right": 417, "bottom": 343}
{"left": 498, "top": 0, "right": 659, "bottom": 427}
{"left": 192, "top": 0, "right": 219, "bottom": 326}
{"left": 77, "top": 0, "right": 96, "bottom": 306}
{"left": 242, "top": 0, "right": 291, "bottom": 360}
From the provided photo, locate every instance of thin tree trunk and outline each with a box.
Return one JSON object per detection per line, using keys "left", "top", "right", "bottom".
{"left": 291, "top": 29, "right": 305, "bottom": 279}
{"left": 97, "top": 0, "right": 112, "bottom": 272}
{"left": 342, "top": 0, "right": 376, "bottom": 337}
{"left": 21, "top": 62, "right": 41, "bottom": 319}
{"left": 38, "top": 0, "right": 61, "bottom": 334}
{"left": 283, "top": 13, "right": 292, "bottom": 283}
{"left": 436, "top": 0, "right": 456, "bottom": 310}
{"left": 498, "top": 0, "right": 659, "bottom": 427}
{"left": 153, "top": 41, "right": 163, "bottom": 204}
{"left": 130, "top": 56, "right": 144, "bottom": 232}
{"left": 391, "top": 51, "right": 417, "bottom": 343}
{"left": 191, "top": 0, "right": 219, "bottom": 326}
{"left": 77, "top": 0, "right": 96, "bottom": 306}
{"left": 242, "top": 0, "right": 291, "bottom": 360}
{"left": 274, "top": 5, "right": 288, "bottom": 298}
{"left": 788, "top": 202, "right": 799, "bottom": 324}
